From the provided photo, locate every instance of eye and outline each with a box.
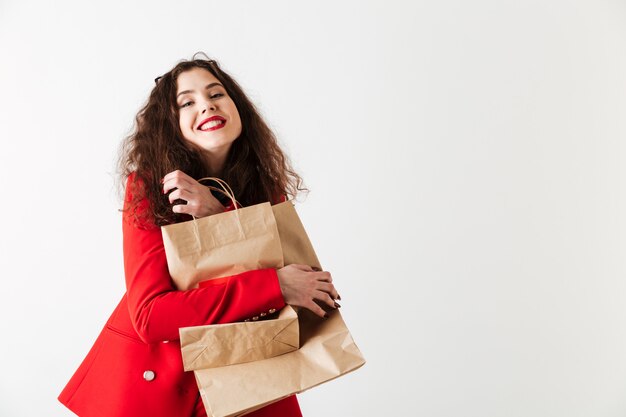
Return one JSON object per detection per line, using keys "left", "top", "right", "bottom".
{"left": 210, "top": 93, "right": 224, "bottom": 99}
{"left": 180, "top": 101, "right": 192, "bottom": 108}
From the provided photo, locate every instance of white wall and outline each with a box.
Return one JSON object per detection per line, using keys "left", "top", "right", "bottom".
{"left": 1, "top": 0, "right": 626, "bottom": 416}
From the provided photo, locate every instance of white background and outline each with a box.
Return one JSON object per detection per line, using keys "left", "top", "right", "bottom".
{"left": 1, "top": 0, "right": 626, "bottom": 416}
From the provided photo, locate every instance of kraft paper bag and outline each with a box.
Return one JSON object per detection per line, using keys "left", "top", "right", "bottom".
{"left": 186, "top": 201, "right": 365, "bottom": 417}
{"left": 271, "top": 200, "right": 322, "bottom": 270}
{"left": 162, "top": 197, "right": 318, "bottom": 290}
{"left": 179, "top": 305, "right": 299, "bottom": 371}
{"left": 162, "top": 180, "right": 365, "bottom": 417}
{"left": 161, "top": 182, "right": 284, "bottom": 290}
{"left": 194, "top": 308, "right": 365, "bottom": 417}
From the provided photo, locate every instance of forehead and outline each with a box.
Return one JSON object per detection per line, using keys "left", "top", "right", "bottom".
{"left": 176, "top": 67, "right": 220, "bottom": 92}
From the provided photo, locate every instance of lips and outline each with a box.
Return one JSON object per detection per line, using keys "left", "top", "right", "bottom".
{"left": 197, "top": 116, "right": 227, "bottom": 131}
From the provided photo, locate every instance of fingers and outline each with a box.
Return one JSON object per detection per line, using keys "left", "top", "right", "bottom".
{"left": 316, "top": 282, "right": 339, "bottom": 300}
{"left": 290, "top": 264, "right": 315, "bottom": 272}
{"left": 315, "top": 270, "right": 332, "bottom": 283}
{"left": 167, "top": 188, "right": 195, "bottom": 204}
{"left": 303, "top": 299, "right": 328, "bottom": 318}
{"left": 167, "top": 187, "right": 197, "bottom": 214}
{"left": 162, "top": 169, "right": 193, "bottom": 183}
{"left": 163, "top": 177, "right": 194, "bottom": 194}
{"left": 289, "top": 264, "right": 331, "bottom": 284}
{"left": 277, "top": 265, "right": 342, "bottom": 318}
{"left": 287, "top": 264, "right": 338, "bottom": 300}
{"left": 314, "top": 290, "right": 337, "bottom": 310}
{"left": 162, "top": 170, "right": 196, "bottom": 194}
{"left": 172, "top": 201, "right": 196, "bottom": 214}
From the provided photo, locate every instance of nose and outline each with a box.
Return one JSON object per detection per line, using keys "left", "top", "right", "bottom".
{"left": 201, "top": 100, "right": 216, "bottom": 113}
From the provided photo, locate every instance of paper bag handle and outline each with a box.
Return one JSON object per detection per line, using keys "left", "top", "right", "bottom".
{"left": 197, "top": 177, "right": 242, "bottom": 213}
{"left": 187, "top": 177, "right": 245, "bottom": 248}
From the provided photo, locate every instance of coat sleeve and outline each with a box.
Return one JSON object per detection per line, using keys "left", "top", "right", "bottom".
{"left": 122, "top": 174, "right": 286, "bottom": 344}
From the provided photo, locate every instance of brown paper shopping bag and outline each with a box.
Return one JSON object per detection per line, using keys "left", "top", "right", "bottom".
{"left": 180, "top": 305, "right": 299, "bottom": 371}
{"left": 271, "top": 199, "right": 322, "bottom": 269}
{"left": 192, "top": 308, "right": 365, "bottom": 417}
{"left": 170, "top": 179, "right": 365, "bottom": 417}
{"left": 161, "top": 177, "right": 284, "bottom": 290}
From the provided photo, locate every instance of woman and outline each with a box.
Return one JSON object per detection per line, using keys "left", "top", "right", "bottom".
{"left": 58, "top": 55, "right": 340, "bottom": 417}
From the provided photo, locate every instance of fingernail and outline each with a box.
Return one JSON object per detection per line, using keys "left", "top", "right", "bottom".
{"left": 334, "top": 302, "right": 341, "bottom": 309}
{"left": 337, "top": 294, "right": 342, "bottom": 300}
{"left": 324, "top": 313, "right": 329, "bottom": 319}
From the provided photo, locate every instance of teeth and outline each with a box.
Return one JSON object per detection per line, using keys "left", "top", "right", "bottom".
{"left": 200, "top": 120, "right": 224, "bottom": 130}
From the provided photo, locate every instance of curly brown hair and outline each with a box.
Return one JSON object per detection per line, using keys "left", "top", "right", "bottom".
{"left": 117, "top": 55, "right": 307, "bottom": 227}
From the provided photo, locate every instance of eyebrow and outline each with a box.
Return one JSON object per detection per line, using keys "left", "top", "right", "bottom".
{"left": 177, "top": 82, "right": 223, "bottom": 99}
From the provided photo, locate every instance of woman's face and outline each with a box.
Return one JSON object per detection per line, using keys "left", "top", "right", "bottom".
{"left": 176, "top": 67, "right": 242, "bottom": 157}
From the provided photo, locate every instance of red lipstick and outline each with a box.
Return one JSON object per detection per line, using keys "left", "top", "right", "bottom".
{"left": 197, "top": 115, "right": 226, "bottom": 131}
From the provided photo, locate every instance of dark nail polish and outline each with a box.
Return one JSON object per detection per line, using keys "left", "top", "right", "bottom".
{"left": 337, "top": 294, "right": 342, "bottom": 300}
{"left": 324, "top": 313, "right": 329, "bottom": 319}
{"left": 334, "top": 302, "right": 341, "bottom": 309}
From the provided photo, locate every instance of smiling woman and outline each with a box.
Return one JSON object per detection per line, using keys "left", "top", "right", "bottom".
{"left": 116, "top": 57, "right": 307, "bottom": 226}
{"left": 176, "top": 68, "right": 243, "bottom": 173}
{"left": 57, "top": 54, "right": 341, "bottom": 417}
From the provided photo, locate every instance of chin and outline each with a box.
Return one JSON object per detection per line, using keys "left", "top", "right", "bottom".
{"left": 200, "top": 140, "right": 236, "bottom": 153}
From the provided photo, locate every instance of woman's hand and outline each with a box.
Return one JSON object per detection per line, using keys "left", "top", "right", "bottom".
{"left": 276, "top": 264, "right": 341, "bottom": 318}
{"left": 162, "top": 170, "right": 225, "bottom": 218}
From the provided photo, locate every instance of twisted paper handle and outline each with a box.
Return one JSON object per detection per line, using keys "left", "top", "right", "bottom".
{"left": 197, "top": 177, "right": 242, "bottom": 214}
{"left": 187, "top": 178, "right": 245, "bottom": 249}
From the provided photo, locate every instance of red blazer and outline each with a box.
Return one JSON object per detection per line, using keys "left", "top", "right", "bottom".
{"left": 58, "top": 174, "right": 302, "bottom": 417}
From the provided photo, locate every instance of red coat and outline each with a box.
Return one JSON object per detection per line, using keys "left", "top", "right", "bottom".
{"left": 58, "top": 174, "right": 302, "bottom": 417}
